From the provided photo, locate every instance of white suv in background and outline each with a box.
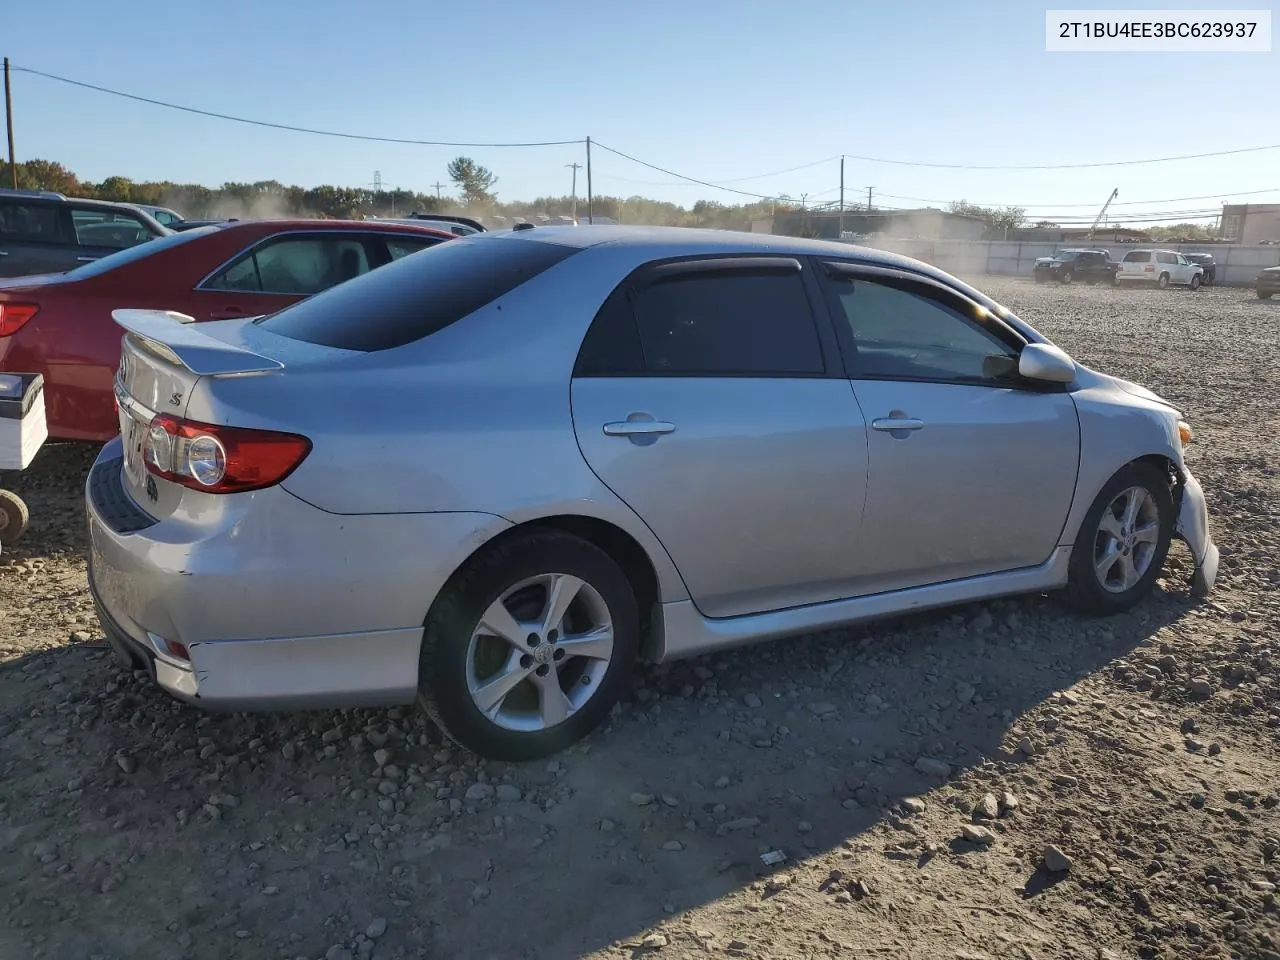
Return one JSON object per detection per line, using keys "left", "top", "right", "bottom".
{"left": 1116, "top": 249, "right": 1204, "bottom": 290}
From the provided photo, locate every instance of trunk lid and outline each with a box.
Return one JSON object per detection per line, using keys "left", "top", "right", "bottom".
{"left": 110, "top": 309, "right": 354, "bottom": 517}
{"left": 112, "top": 310, "right": 288, "bottom": 516}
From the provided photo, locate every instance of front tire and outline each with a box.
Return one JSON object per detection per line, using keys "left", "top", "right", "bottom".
{"left": 1059, "top": 271, "right": 1073, "bottom": 285}
{"left": 1061, "top": 462, "right": 1174, "bottom": 616}
{"left": 418, "top": 530, "right": 640, "bottom": 761}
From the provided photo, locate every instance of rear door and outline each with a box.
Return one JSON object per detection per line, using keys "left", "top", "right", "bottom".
{"left": 571, "top": 255, "right": 870, "bottom": 618}
{"left": 815, "top": 262, "right": 1080, "bottom": 596}
{"left": 69, "top": 206, "right": 157, "bottom": 266}
{"left": 0, "top": 198, "right": 77, "bottom": 276}
{"left": 1121, "top": 250, "right": 1152, "bottom": 281}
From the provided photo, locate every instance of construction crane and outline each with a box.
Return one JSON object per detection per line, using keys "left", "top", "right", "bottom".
{"left": 1088, "top": 188, "right": 1119, "bottom": 240}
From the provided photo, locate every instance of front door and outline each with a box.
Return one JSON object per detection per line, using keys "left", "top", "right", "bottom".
{"left": 815, "top": 262, "right": 1081, "bottom": 596}
{"left": 571, "top": 256, "right": 870, "bottom": 618}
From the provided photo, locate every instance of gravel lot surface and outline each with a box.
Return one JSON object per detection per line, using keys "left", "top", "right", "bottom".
{"left": 2, "top": 279, "right": 1278, "bottom": 960}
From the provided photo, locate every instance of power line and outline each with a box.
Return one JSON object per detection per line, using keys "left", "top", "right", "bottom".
{"left": 594, "top": 155, "right": 844, "bottom": 189}
{"left": 591, "top": 141, "right": 797, "bottom": 201}
{"left": 877, "top": 187, "right": 1280, "bottom": 209}
{"left": 840, "top": 143, "right": 1280, "bottom": 171}
{"left": 11, "top": 65, "right": 584, "bottom": 148}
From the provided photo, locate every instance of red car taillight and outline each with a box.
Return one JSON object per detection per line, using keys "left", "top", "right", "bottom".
{"left": 0, "top": 302, "right": 39, "bottom": 337}
{"left": 143, "top": 414, "right": 312, "bottom": 494}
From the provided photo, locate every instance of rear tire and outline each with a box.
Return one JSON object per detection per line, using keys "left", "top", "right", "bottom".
{"left": 1060, "top": 462, "right": 1174, "bottom": 617}
{"left": 1059, "top": 271, "right": 1073, "bottom": 285}
{"left": 0, "top": 489, "right": 29, "bottom": 546}
{"left": 1190, "top": 274, "right": 1202, "bottom": 291}
{"left": 1157, "top": 273, "right": 1170, "bottom": 289}
{"left": 417, "top": 530, "right": 640, "bottom": 761}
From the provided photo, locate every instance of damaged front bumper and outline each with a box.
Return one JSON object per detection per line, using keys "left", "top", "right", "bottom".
{"left": 1174, "top": 466, "right": 1219, "bottom": 597}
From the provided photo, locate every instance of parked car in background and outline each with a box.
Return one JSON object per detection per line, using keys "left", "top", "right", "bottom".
{"left": 0, "top": 219, "right": 453, "bottom": 441}
{"left": 1115, "top": 249, "right": 1203, "bottom": 290}
{"left": 1032, "top": 248, "right": 1118, "bottom": 285}
{"left": 1182, "top": 252, "right": 1217, "bottom": 285}
{"left": 376, "top": 213, "right": 487, "bottom": 236}
{"left": 1256, "top": 265, "right": 1280, "bottom": 299}
{"left": 85, "top": 225, "right": 1218, "bottom": 761}
{"left": 130, "top": 203, "right": 186, "bottom": 228}
{"left": 0, "top": 189, "right": 170, "bottom": 277}
{"left": 170, "top": 218, "right": 240, "bottom": 232}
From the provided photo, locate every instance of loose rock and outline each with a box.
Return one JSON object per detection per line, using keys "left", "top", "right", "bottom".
{"left": 1043, "top": 844, "right": 1072, "bottom": 872}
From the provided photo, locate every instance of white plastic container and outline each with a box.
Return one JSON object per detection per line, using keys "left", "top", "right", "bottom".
{"left": 0, "top": 373, "right": 48, "bottom": 471}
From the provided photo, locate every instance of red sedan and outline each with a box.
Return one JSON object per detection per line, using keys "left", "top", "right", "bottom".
{"left": 0, "top": 219, "right": 453, "bottom": 442}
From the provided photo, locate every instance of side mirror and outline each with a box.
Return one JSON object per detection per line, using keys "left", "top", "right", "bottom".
{"left": 1019, "top": 342, "right": 1076, "bottom": 384}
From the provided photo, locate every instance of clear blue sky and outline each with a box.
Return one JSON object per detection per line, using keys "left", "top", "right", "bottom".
{"left": 5, "top": 0, "right": 1278, "bottom": 223}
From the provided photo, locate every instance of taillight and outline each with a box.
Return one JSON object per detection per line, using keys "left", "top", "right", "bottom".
{"left": 143, "top": 414, "right": 311, "bottom": 494}
{"left": 0, "top": 302, "right": 39, "bottom": 337}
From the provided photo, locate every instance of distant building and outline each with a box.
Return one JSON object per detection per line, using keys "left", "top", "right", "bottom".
{"left": 1218, "top": 203, "right": 1280, "bottom": 243}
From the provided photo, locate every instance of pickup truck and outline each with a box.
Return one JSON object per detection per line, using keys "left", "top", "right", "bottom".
{"left": 1032, "top": 248, "right": 1119, "bottom": 285}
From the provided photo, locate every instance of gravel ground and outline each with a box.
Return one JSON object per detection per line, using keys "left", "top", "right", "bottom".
{"left": 2, "top": 279, "right": 1278, "bottom": 960}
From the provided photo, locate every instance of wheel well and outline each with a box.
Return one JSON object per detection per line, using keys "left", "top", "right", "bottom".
{"left": 460, "top": 515, "right": 663, "bottom": 661}
{"left": 1134, "top": 453, "right": 1179, "bottom": 491}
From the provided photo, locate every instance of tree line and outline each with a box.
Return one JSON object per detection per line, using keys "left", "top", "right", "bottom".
{"left": 2, "top": 157, "right": 1218, "bottom": 240}
{"left": 1, "top": 157, "right": 783, "bottom": 231}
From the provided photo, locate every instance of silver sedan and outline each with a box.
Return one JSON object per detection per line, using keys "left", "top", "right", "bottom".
{"left": 85, "top": 226, "right": 1219, "bottom": 760}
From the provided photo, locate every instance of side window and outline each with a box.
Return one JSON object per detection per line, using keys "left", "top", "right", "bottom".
{"left": 204, "top": 237, "right": 371, "bottom": 295}
{"left": 0, "top": 201, "right": 64, "bottom": 243}
{"left": 71, "top": 209, "right": 151, "bottom": 250}
{"left": 826, "top": 276, "right": 1021, "bottom": 385}
{"left": 384, "top": 237, "right": 441, "bottom": 261}
{"left": 1157, "top": 252, "right": 1176, "bottom": 265}
{"left": 629, "top": 269, "right": 825, "bottom": 375}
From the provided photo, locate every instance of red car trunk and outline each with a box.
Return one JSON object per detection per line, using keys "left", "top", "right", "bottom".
{"left": 0, "top": 221, "right": 452, "bottom": 441}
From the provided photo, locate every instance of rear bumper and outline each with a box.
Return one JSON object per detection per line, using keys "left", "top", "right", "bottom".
{"left": 85, "top": 438, "right": 511, "bottom": 710}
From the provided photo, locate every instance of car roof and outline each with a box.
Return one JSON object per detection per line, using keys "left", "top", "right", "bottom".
{"left": 490, "top": 224, "right": 925, "bottom": 264}
{"left": 214, "top": 219, "right": 456, "bottom": 240}
{"left": 479, "top": 225, "right": 1030, "bottom": 317}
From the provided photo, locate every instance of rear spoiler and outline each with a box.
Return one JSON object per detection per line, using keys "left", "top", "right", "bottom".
{"left": 111, "top": 309, "right": 284, "bottom": 377}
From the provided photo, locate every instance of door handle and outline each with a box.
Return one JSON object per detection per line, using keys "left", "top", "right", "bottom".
{"left": 603, "top": 420, "right": 676, "bottom": 437}
{"left": 76, "top": 256, "right": 99, "bottom": 262}
{"left": 871, "top": 417, "right": 925, "bottom": 432}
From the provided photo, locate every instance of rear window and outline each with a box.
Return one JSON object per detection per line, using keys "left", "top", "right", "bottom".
{"left": 1123, "top": 251, "right": 1152, "bottom": 263}
{"left": 254, "top": 234, "right": 581, "bottom": 351}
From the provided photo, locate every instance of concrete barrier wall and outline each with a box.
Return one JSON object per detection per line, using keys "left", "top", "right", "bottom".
{"left": 841, "top": 238, "right": 1280, "bottom": 286}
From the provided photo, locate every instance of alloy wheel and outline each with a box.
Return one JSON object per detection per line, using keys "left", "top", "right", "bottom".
{"left": 465, "top": 573, "right": 615, "bottom": 732}
{"left": 1093, "top": 485, "right": 1161, "bottom": 594}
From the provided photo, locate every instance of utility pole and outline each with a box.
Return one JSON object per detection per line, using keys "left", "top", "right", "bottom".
{"left": 585, "top": 138, "right": 594, "bottom": 225}
{"left": 431, "top": 182, "right": 445, "bottom": 200}
{"left": 867, "top": 186, "right": 874, "bottom": 212}
{"left": 4, "top": 58, "right": 16, "bottom": 189}
{"left": 566, "top": 162, "right": 581, "bottom": 222}
{"left": 838, "top": 157, "right": 845, "bottom": 240}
